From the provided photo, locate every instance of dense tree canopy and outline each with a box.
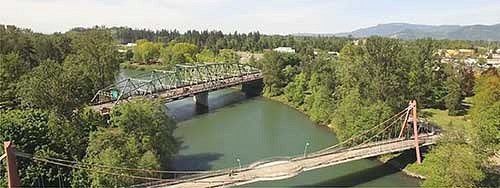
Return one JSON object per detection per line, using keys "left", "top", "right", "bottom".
{"left": 411, "top": 143, "right": 484, "bottom": 188}
{"left": 0, "top": 108, "right": 100, "bottom": 187}
{"left": 260, "top": 51, "right": 301, "bottom": 96}
{"left": 77, "top": 99, "right": 178, "bottom": 187}
{"left": 2, "top": 24, "right": 498, "bottom": 187}
{"left": 0, "top": 25, "right": 177, "bottom": 187}
{"left": 470, "top": 69, "right": 500, "bottom": 157}
{"left": 133, "top": 39, "right": 163, "bottom": 63}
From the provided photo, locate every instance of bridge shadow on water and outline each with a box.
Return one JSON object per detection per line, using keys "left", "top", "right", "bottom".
{"left": 166, "top": 88, "right": 249, "bottom": 122}
{"left": 293, "top": 147, "right": 430, "bottom": 187}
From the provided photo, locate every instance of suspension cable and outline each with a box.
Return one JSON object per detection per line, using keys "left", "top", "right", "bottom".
{"left": 356, "top": 112, "right": 406, "bottom": 146}
{"left": 14, "top": 151, "right": 216, "bottom": 174}
{"left": 15, "top": 152, "right": 169, "bottom": 182}
{"left": 316, "top": 106, "right": 411, "bottom": 153}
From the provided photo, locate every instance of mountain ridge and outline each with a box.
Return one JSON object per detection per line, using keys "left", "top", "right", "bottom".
{"left": 295, "top": 23, "right": 500, "bottom": 41}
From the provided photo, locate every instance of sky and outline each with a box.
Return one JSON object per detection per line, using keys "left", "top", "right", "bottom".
{"left": 1, "top": 0, "right": 500, "bottom": 34}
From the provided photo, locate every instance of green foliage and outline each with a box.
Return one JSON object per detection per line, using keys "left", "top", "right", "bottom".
{"left": 160, "top": 42, "right": 199, "bottom": 65}
{"left": 284, "top": 73, "right": 307, "bottom": 107}
{"left": 303, "top": 54, "right": 337, "bottom": 124}
{"left": 32, "top": 33, "right": 72, "bottom": 64}
{"left": 261, "top": 51, "right": 301, "bottom": 96}
{"left": 0, "top": 25, "right": 37, "bottom": 66}
{"left": 336, "top": 37, "right": 409, "bottom": 111}
{"left": 196, "top": 48, "right": 216, "bottom": 62}
{"left": 406, "top": 39, "right": 446, "bottom": 108}
{"left": 82, "top": 99, "right": 177, "bottom": 187}
{"left": 106, "top": 27, "right": 354, "bottom": 53}
{"left": 0, "top": 109, "right": 96, "bottom": 187}
{"left": 331, "top": 89, "right": 392, "bottom": 141}
{"left": 10, "top": 28, "right": 119, "bottom": 116}
{"left": 470, "top": 69, "right": 500, "bottom": 157}
{"left": 444, "top": 65, "right": 466, "bottom": 116}
{"left": 67, "top": 28, "right": 120, "bottom": 90}
{"left": 133, "top": 39, "right": 163, "bottom": 63}
{"left": 18, "top": 60, "right": 91, "bottom": 116}
{"left": 0, "top": 53, "right": 28, "bottom": 108}
{"left": 407, "top": 143, "right": 484, "bottom": 188}
{"left": 216, "top": 49, "right": 239, "bottom": 63}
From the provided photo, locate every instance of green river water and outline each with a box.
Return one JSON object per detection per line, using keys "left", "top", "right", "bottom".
{"left": 120, "top": 69, "right": 420, "bottom": 187}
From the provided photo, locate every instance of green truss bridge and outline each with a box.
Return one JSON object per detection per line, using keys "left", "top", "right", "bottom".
{"left": 90, "top": 63, "right": 263, "bottom": 113}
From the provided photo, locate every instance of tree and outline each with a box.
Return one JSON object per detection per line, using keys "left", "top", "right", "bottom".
{"left": 17, "top": 58, "right": 99, "bottom": 116}
{"left": 196, "top": 48, "right": 216, "bottom": 62}
{"left": 216, "top": 49, "right": 239, "bottom": 63}
{"left": 470, "top": 69, "right": 500, "bottom": 157}
{"left": 337, "top": 37, "right": 408, "bottom": 112}
{"left": 444, "top": 65, "right": 465, "bottom": 116}
{"left": 362, "top": 37, "right": 408, "bottom": 109}
{"left": 331, "top": 89, "right": 392, "bottom": 141}
{"left": 81, "top": 99, "right": 178, "bottom": 187}
{"left": 0, "top": 109, "right": 96, "bottom": 187}
{"left": 133, "top": 39, "right": 163, "bottom": 63}
{"left": 406, "top": 39, "right": 446, "bottom": 108}
{"left": 304, "top": 53, "right": 338, "bottom": 124}
{"left": 160, "top": 42, "right": 198, "bottom": 65}
{"left": 68, "top": 28, "right": 120, "bottom": 91}
{"left": 260, "top": 51, "right": 301, "bottom": 96}
{"left": 413, "top": 143, "right": 484, "bottom": 188}
{"left": 284, "top": 73, "right": 307, "bottom": 107}
{"left": 0, "top": 53, "right": 28, "bottom": 108}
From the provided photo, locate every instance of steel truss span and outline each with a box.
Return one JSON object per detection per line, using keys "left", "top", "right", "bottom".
{"left": 90, "top": 63, "right": 262, "bottom": 111}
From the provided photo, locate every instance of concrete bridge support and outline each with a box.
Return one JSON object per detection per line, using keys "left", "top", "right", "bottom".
{"left": 193, "top": 92, "right": 209, "bottom": 113}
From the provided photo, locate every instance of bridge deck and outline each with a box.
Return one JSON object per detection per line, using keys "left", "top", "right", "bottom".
{"left": 144, "top": 135, "right": 439, "bottom": 188}
{"left": 89, "top": 73, "right": 262, "bottom": 112}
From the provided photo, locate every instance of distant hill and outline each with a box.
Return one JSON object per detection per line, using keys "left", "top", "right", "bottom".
{"left": 300, "top": 23, "right": 500, "bottom": 41}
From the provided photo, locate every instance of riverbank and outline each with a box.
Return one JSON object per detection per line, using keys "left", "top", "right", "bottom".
{"left": 264, "top": 94, "right": 428, "bottom": 180}
{"left": 120, "top": 62, "right": 170, "bottom": 71}
{"left": 171, "top": 92, "right": 420, "bottom": 187}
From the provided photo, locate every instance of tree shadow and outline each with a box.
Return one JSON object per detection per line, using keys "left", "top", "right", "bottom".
{"left": 420, "top": 110, "right": 434, "bottom": 118}
{"left": 293, "top": 148, "right": 428, "bottom": 187}
{"left": 171, "top": 152, "right": 224, "bottom": 171}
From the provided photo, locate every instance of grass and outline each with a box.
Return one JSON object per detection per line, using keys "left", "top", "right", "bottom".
{"left": 420, "top": 108, "right": 471, "bottom": 131}
{"left": 404, "top": 105, "right": 473, "bottom": 179}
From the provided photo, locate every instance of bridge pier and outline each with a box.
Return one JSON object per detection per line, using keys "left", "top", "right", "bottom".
{"left": 241, "top": 79, "right": 264, "bottom": 97}
{"left": 193, "top": 92, "right": 209, "bottom": 113}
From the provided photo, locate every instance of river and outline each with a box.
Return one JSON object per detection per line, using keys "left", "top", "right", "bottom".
{"left": 119, "top": 69, "right": 420, "bottom": 187}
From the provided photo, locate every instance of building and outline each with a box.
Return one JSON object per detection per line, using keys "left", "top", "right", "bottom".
{"left": 125, "top": 43, "right": 137, "bottom": 47}
{"left": 273, "top": 47, "right": 295, "bottom": 53}
{"left": 439, "top": 49, "right": 476, "bottom": 58}
{"left": 486, "top": 59, "right": 500, "bottom": 68}
{"left": 327, "top": 51, "right": 340, "bottom": 56}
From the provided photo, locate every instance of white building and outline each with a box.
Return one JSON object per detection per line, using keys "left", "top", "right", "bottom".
{"left": 273, "top": 47, "right": 295, "bottom": 53}
{"left": 486, "top": 59, "right": 500, "bottom": 68}
{"left": 125, "top": 43, "right": 137, "bottom": 47}
{"left": 328, "top": 51, "right": 340, "bottom": 56}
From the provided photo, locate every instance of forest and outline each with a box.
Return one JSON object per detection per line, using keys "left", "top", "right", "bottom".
{"left": 0, "top": 25, "right": 178, "bottom": 187}
{"left": 253, "top": 37, "right": 499, "bottom": 187}
{"left": 1, "top": 24, "right": 499, "bottom": 187}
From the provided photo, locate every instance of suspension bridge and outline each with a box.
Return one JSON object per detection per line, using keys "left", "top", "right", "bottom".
{"left": 2, "top": 100, "right": 441, "bottom": 188}
{"left": 89, "top": 63, "right": 262, "bottom": 113}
